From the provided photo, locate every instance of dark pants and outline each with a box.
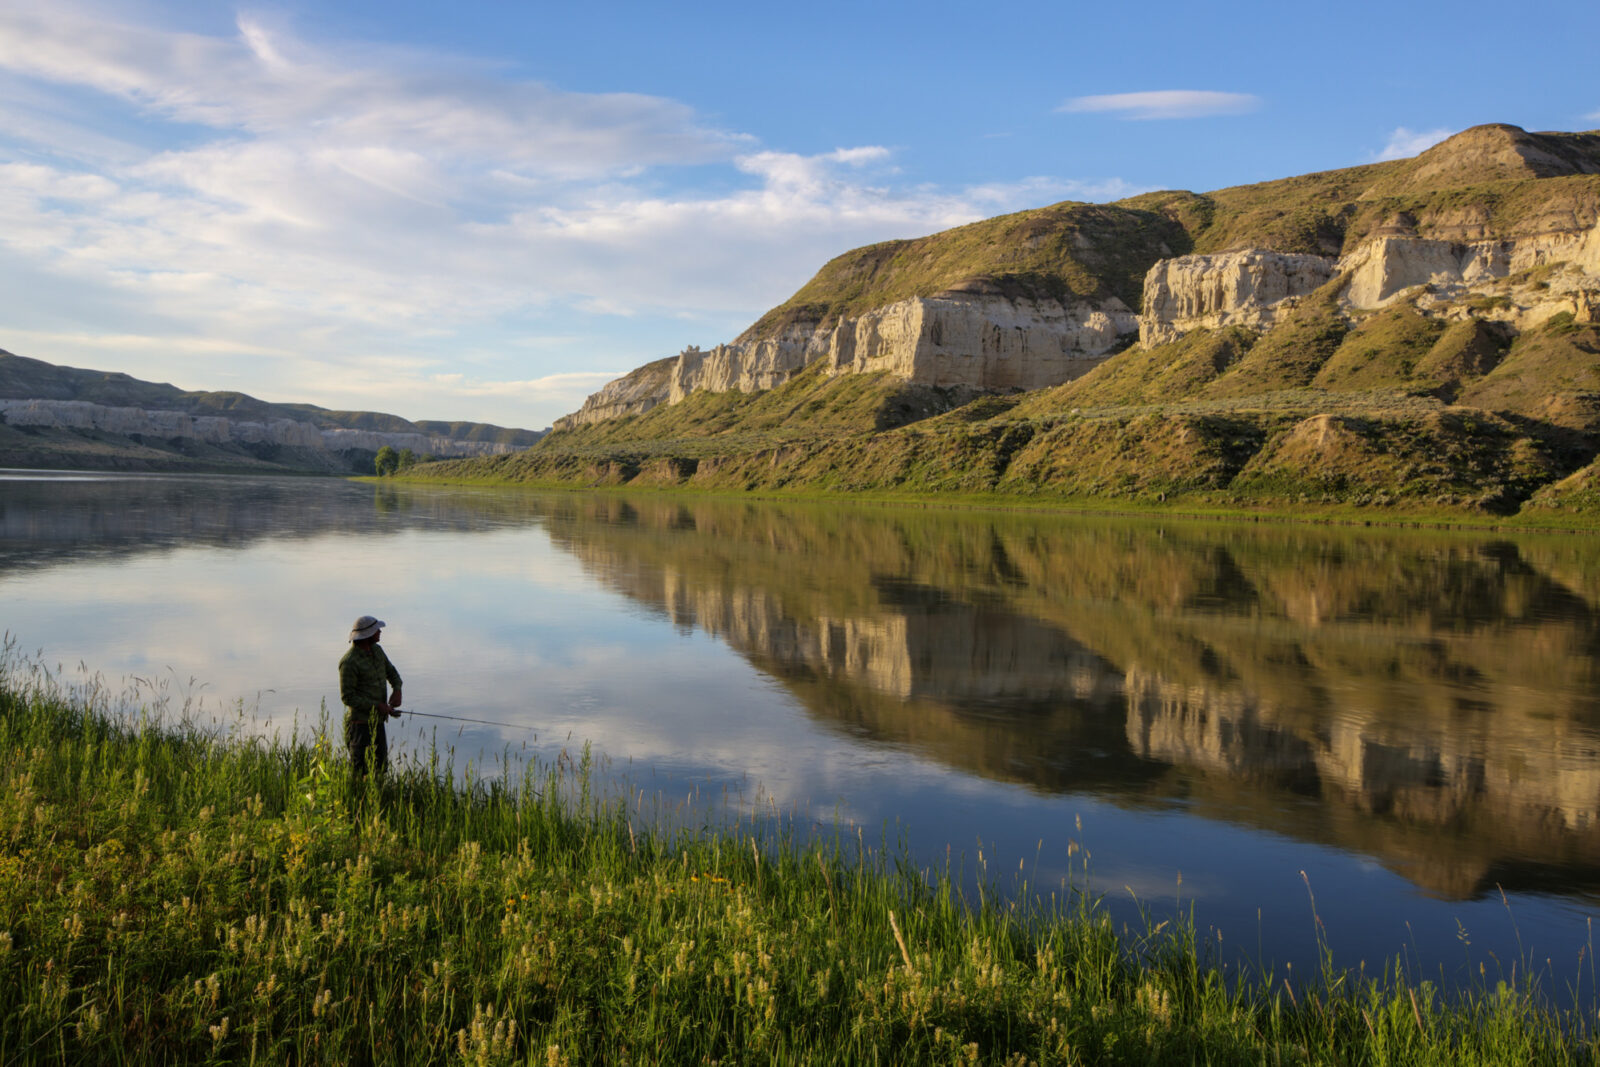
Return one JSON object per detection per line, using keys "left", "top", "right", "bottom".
{"left": 345, "top": 714, "right": 389, "bottom": 779}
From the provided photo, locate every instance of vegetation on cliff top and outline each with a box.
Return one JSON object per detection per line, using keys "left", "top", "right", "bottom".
{"left": 743, "top": 125, "right": 1600, "bottom": 343}
{"left": 743, "top": 202, "right": 1192, "bottom": 338}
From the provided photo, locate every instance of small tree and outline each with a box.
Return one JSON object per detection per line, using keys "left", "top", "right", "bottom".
{"left": 374, "top": 445, "right": 399, "bottom": 476}
{"left": 397, "top": 448, "right": 417, "bottom": 471}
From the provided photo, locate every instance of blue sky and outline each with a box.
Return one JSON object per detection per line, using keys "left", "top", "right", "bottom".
{"left": 1, "top": 0, "right": 1597, "bottom": 430}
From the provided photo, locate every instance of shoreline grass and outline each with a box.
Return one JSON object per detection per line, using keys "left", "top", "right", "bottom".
{"left": 1, "top": 651, "right": 1595, "bottom": 1064}
{"left": 391, "top": 470, "right": 1600, "bottom": 537}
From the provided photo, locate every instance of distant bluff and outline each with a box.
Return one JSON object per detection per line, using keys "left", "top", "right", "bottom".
{"left": 0, "top": 350, "right": 545, "bottom": 474}
{"left": 558, "top": 124, "right": 1600, "bottom": 429}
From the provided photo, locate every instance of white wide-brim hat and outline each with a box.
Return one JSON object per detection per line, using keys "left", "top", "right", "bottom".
{"left": 349, "top": 615, "right": 386, "bottom": 642}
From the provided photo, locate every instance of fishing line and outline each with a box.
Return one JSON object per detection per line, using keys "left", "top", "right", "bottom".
{"left": 398, "top": 709, "right": 534, "bottom": 730}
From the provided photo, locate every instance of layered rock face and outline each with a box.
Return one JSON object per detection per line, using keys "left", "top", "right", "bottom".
{"left": 1133, "top": 125, "right": 1600, "bottom": 343}
{"left": 1139, "top": 251, "right": 1337, "bottom": 345}
{"left": 665, "top": 295, "right": 1136, "bottom": 403}
{"left": 1342, "top": 228, "right": 1600, "bottom": 311}
{"left": 0, "top": 398, "right": 515, "bottom": 458}
{"left": 1138, "top": 223, "right": 1600, "bottom": 345}
{"left": 559, "top": 123, "right": 1600, "bottom": 426}
{"left": 826, "top": 295, "right": 1135, "bottom": 389}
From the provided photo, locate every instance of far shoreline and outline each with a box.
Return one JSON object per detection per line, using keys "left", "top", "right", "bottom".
{"left": 386, "top": 469, "right": 1600, "bottom": 537}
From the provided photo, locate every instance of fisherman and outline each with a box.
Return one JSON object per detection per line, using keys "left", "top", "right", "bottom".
{"left": 339, "top": 615, "right": 403, "bottom": 780}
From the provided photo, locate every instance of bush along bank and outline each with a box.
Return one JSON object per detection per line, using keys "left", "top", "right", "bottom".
{"left": 0, "top": 653, "right": 1595, "bottom": 1064}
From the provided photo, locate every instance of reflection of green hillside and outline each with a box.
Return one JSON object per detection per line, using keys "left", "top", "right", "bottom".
{"left": 536, "top": 494, "right": 1600, "bottom": 901}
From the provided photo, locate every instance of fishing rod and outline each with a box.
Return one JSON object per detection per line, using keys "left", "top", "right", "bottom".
{"left": 395, "top": 709, "right": 534, "bottom": 730}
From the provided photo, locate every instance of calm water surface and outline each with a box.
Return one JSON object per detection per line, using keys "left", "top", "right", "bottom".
{"left": 5, "top": 470, "right": 1600, "bottom": 993}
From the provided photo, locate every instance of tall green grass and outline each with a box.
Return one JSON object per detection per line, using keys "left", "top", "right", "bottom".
{"left": 0, "top": 645, "right": 1594, "bottom": 1064}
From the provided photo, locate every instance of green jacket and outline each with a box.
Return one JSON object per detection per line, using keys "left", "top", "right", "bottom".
{"left": 339, "top": 643, "right": 402, "bottom": 724}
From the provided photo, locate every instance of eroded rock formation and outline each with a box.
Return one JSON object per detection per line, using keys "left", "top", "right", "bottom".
{"left": 1138, "top": 251, "right": 1338, "bottom": 346}
{"left": 1138, "top": 225, "right": 1600, "bottom": 346}
{"left": 558, "top": 124, "right": 1600, "bottom": 428}
{"left": 668, "top": 295, "right": 1136, "bottom": 402}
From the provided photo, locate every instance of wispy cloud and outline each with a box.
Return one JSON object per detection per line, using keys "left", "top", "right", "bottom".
{"left": 1373, "top": 126, "right": 1454, "bottom": 161}
{"left": 0, "top": 3, "right": 1139, "bottom": 427}
{"left": 1058, "top": 90, "right": 1260, "bottom": 121}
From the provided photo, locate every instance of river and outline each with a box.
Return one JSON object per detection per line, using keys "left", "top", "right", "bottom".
{"left": 4, "top": 468, "right": 1598, "bottom": 995}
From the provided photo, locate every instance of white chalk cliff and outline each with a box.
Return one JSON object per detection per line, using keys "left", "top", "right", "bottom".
{"left": 558, "top": 295, "right": 1138, "bottom": 429}
{"left": 566, "top": 219, "right": 1600, "bottom": 429}
{"left": 1138, "top": 251, "right": 1338, "bottom": 345}
{"left": 1140, "top": 225, "right": 1600, "bottom": 346}
{"left": 674, "top": 295, "right": 1136, "bottom": 401}
{"left": 557, "top": 124, "right": 1600, "bottom": 427}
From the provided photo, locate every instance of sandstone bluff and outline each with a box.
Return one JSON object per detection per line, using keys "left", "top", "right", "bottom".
{"left": 0, "top": 350, "right": 544, "bottom": 473}
{"left": 414, "top": 124, "right": 1600, "bottom": 521}
{"left": 559, "top": 124, "right": 1600, "bottom": 430}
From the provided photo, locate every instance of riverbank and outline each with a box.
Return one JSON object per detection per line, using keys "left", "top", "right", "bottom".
{"left": 1, "top": 655, "right": 1593, "bottom": 1064}
{"left": 393, "top": 466, "right": 1600, "bottom": 536}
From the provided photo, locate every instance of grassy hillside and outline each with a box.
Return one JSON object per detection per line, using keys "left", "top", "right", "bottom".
{"left": 741, "top": 201, "right": 1191, "bottom": 339}
{"left": 453, "top": 123, "right": 1600, "bottom": 520}
{"left": 414, "top": 302, "right": 1600, "bottom": 520}
{"left": 737, "top": 126, "right": 1600, "bottom": 356}
{"left": 1120, "top": 127, "right": 1600, "bottom": 260}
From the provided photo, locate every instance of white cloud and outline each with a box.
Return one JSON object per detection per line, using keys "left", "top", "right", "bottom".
{"left": 0, "top": 3, "right": 1142, "bottom": 429}
{"left": 1058, "top": 90, "right": 1260, "bottom": 121}
{"left": 1373, "top": 126, "right": 1455, "bottom": 161}
{"left": 427, "top": 371, "right": 627, "bottom": 402}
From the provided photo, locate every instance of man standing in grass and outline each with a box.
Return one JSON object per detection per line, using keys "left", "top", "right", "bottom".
{"left": 339, "top": 615, "right": 403, "bottom": 780}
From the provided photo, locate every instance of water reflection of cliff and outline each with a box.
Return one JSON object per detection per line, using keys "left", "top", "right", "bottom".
{"left": 540, "top": 495, "right": 1600, "bottom": 901}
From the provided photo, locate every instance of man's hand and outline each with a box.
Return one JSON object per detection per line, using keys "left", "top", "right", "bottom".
{"left": 390, "top": 688, "right": 403, "bottom": 711}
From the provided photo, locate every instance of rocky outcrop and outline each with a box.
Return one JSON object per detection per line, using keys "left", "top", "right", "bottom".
{"left": 556, "top": 123, "right": 1600, "bottom": 427}
{"left": 0, "top": 398, "right": 515, "bottom": 458}
{"left": 828, "top": 295, "right": 1136, "bottom": 389}
{"left": 664, "top": 295, "right": 1136, "bottom": 403}
{"left": 670, "top": 328, "right": 816, "bottom": 402}
{"left": 1139, "top": 251, "right": 1337, "bottom": 346}
{"left": 1138, "top": 224, "right": 1600, "bottom": 345}
{"left": 1343, "top": 228, "right": 1600, "bottom": 312}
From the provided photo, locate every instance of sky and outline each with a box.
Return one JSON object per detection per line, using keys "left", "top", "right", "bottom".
{"left": 1, "top": 1, "right": 1597, "bottom": 431}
